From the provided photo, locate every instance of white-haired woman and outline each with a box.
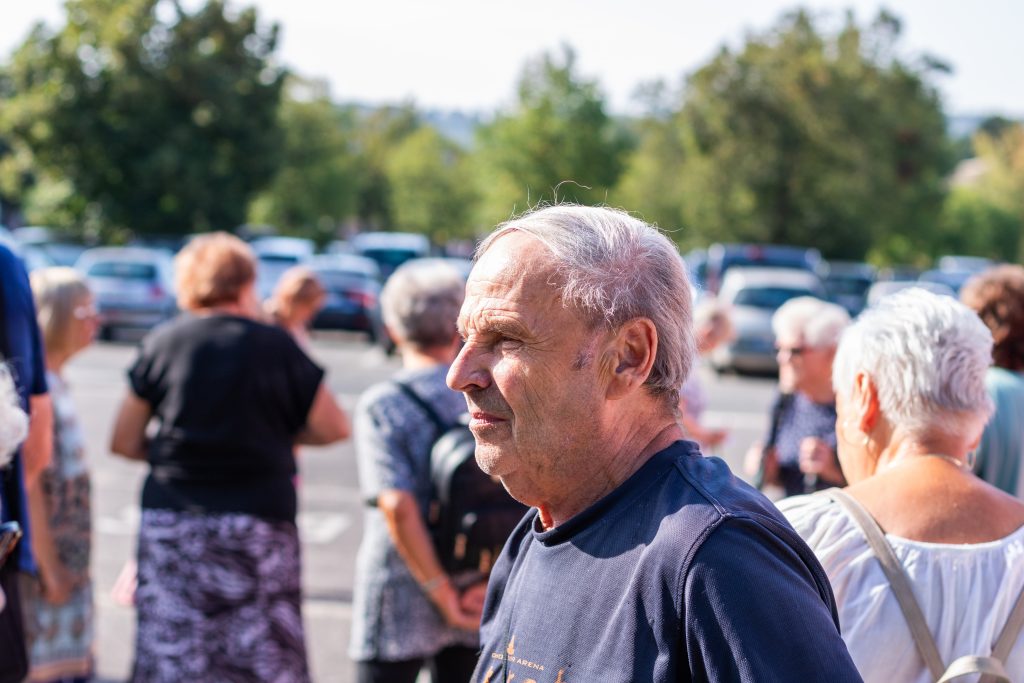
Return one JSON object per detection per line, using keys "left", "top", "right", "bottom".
{"left": 350, "top": 259, "right": 482, "bottom": 683}
{"left": 746, "top": 296, "right": 851, "bottom": 497}
{"left": 21, "top": 267, "right": 98, "bottom": 683}
{"left": 779, "top": 289, "right": 1024, "bottom": 682}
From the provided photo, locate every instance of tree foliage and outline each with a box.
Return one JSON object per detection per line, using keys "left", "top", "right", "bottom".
{"left": 616, "top": 10, "right": 952, "bottom": 261}
{"left": 2, "top": 0, "right": 284, "bottom": 237}
{"left": 473, "top": 47, "right": 632, "bottom": 226}
{"left": 248, "top": 78, "right": 359, "bottom": 244}
{"left": 385, "top": 127, "right": 476, "bottom": 243}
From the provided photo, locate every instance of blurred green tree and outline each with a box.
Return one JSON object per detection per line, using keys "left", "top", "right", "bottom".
{"left": 934, "top": 186, "right": 1021, "bottom": 260}
{"left": 972, "top": 123, "right": 1024, "bottom": 255}
{"left": 351, "top": 104, "right": 420, "bottom": 230}
{"left": 2, "top": 0, "right": 284, "bottom": 237}
{"left": 248, "top": 78, "right": 360, "bottom": 244}
{"left": 473, "top": 46, "right": 632, "bottom": 226}
{"left": 615, "top": 10, "right": 952, "bottom": 262}
{"left": 385, "top": 127, "right": 477, "bottom": 243}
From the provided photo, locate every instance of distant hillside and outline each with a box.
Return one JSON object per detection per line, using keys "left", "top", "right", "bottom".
{"left": 421, "top": 109, "right": 485, "bottom": 148}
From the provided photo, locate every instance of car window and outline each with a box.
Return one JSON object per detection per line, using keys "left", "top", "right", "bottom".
{"left": 733, "top": 287, "right": 814, "bottom": 309}
{"left": 87, "top": 261, "right": 158, "bottom": 280}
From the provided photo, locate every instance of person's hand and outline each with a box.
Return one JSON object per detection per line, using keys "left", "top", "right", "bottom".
{"left": 458, "top": 581, "right": 488, "bottom": 618}
{"left": 703, "top": 428, "right": 728, "bottom": 449}
{"left": 428, "top": 578, "right": 480, "bottom": 631}
{"left": 40, "top": 562, "right": 75, "bottom": 605}
{"left": 798, "top": 437, "right": 844, "bottom": 484}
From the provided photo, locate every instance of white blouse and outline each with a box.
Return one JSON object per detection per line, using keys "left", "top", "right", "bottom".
{"left": 779, "top": 492, "right": 1024, "bottom": 683}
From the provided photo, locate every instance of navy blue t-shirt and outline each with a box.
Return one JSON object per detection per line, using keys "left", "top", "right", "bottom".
{"left": 0, "top": 243, "right": 48, "bottom": 572}
{"left": 474, "top": 441, "right": 862, "bottom": 682}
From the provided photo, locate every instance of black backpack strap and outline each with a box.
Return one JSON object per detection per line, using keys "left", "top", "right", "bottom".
{"left": 393, "top": 380, "right": 451, "bottom": 433}
{"left": 765, "top": 391, "right": 795, "bottom": 449}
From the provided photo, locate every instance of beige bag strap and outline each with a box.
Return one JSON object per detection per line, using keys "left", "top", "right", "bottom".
{"left": 938, "top": 655, "right": 1010, "bottom": 683}
{"left": 992, "top": 575, "right": 1024, "bottom": 663}
{"left": 825, "top": 489, "right": 947, "bottom": 680}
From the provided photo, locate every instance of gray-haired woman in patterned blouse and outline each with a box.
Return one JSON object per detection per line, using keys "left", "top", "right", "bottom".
{"left": 350, "top": 259, "right": 480, "bottom": 683}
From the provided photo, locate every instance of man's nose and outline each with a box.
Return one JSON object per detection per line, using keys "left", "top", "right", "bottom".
{"left": 447, "top": 342, "right": 490, "bottom": 393}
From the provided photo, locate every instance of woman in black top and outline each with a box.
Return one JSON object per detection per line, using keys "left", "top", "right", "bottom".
{"left": 111, "top": 233, "right": 350, "bottom": 683}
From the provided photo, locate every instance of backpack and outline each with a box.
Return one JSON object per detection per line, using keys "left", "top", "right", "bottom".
{"left": 826, "top": 488, "right": 1024, "bottom": 683}
{"left": 394, "top": 381, "right": 528, "bottom": 585}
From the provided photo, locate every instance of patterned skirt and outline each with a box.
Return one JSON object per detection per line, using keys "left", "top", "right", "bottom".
{"left": 131, "top": 509, "right": 310, "bottom": 683}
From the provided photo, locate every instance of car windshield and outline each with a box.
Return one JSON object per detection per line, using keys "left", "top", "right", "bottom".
{"left": 88, "top": 262, "right": 157, "bottom": 280}
{"left": 825, "top": 277, "right": 872, "bottom": 296}
{"left": 315, "top": 270, "right": 373, "bottom": 289}
{"left": 360, "top": 248, "right": 420, "bottom": 267}
{"left": 733, "top": 287, "right": 815, "bottom": 310}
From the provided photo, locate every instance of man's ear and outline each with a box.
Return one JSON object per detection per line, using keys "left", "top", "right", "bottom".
{"left": 604, "top": 318, "right": 658, "bottom": 400}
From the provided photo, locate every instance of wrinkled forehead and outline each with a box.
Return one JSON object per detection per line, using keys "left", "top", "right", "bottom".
{"left": 467, "top": 231, "right": 561, "bottom": 301}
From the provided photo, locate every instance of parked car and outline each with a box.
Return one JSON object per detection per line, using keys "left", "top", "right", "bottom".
{"left": 76, "top": 247, "right": 176, "bottom": 339}
{"left": 866, "top": 280, "right": 956, "bottom": 308}
{"left": 823, "top": 261, "right": 876, "bottom": 316}
{"left": 711, "top": 267, "right": 826, "bottom": 374}
{"left": 351, "top": 232, "right": 431, "bottom": 280}
{"left": 250, "top": 236, "right": 315, "bottom": 300}
{"left": 308, "top": 254, "right": 385, "bottom": 342}
{"left": 704, "top": 243, "right": 822, "bottom": 294}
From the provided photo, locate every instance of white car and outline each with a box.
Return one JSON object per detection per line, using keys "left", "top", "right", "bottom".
{"left": 711, "top": 267, "right": 826, "bottom": 374}
{"left": 76, "top": 247, "right": 177, "bottom": 339}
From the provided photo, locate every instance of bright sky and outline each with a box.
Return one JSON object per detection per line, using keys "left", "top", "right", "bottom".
{"left": 2, "top": 0, "right": 1022, "bottom": 116}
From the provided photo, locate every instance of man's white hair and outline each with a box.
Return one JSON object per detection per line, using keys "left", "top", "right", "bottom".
{"left": 477, "top": 204, "right": 695, "bottom": 407}
{"left": 832, "top": 288, "right": 994, "bottom": 436}
{"left": 0, "top": 366, "right": 28, "bottom": 467}
{"left": 772, "top": 296, "right": 850, "bottom": 348}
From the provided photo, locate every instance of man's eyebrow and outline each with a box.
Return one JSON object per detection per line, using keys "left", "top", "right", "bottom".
{"left": 459, "top": 316, "right": 528, "bottom": 339}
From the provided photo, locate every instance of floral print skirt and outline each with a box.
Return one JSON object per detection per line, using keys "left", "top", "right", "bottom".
{"left": 131, "top": 509, "right": 309, "bottom": 683}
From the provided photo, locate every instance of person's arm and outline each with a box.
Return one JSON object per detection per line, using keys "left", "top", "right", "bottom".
{"left": 25, "top": 474, "right": 73, "bottom": 604}
{"left": 296, "top": 384, "right": 351, "bottom": 445}
{"left": 21, "top": 394, "right": 53, "bottom": 488}
{"left": 683, "top": 518, "right": 862, "bottom": 682}
{"left": 376, "top": 488, "right": 480, "bottom": 630}
{"left": 110, "top": 391, "right": 152, "bottom": 461}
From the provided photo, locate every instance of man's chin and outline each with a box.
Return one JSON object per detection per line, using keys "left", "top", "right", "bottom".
{"left": 473, "top": 443, "right": 515, "bottom": 478}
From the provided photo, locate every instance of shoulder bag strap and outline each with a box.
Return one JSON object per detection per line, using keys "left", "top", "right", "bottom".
{"left": 991, "top": 574, "right": 1024, "bottom": 663}
{"left": 392, "top": 380, "right": 449, "bottom": 433}
{"left": 939, "top": 655, "right": 1010, "bottom": 683}
{"left": 824, "top": 488, "right": 947, "bottom": 680}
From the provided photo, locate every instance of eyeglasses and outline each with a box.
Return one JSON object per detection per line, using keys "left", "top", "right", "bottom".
{"left": 73, "top": 305, "right": 99, "bottom": 321}
{"left": 776, "top": 345, "right": 807, "bottom": 358}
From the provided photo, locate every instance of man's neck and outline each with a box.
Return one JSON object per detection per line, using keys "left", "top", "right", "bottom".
{"left": 537, "top": 419, "right": 684, "bottom": 530}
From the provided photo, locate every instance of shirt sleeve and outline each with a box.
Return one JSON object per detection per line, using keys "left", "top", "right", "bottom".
{"left": 354, "top": 388, "right": 420, "bottom": 498}
{"left": 26, "top": 295, "right": 47, "bottom": 397}
{"left": 260, "top": 328, "right": 325, "bottom": 435}
{"left": 683, "top": 517, "right": 863, "bottom": 683}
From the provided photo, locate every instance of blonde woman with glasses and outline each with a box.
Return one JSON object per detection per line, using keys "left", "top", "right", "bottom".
{"left": 24, "top": 267, "right": 98, "bottom": 683}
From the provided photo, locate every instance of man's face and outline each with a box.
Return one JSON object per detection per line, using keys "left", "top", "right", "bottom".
{"left": 447, "top": 232, "right": 608, "bottom": 505}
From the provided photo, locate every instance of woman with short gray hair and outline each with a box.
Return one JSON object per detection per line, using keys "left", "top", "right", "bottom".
{"left": 350, "top": 259, "right": 482, "bottom": 683}
{"left": 746, "top": 296, "right": 851, "bottom": 497}
{"left": 780, "top": 288, "right": 1024, "bottom": 682}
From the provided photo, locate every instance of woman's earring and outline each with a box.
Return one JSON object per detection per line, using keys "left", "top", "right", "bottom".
{"left": 966, "top": 449, "right": 977, "bottom": 471}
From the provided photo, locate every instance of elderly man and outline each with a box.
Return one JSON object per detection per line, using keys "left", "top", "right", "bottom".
{"left": 447, "top": 206, "right": 861, "bottom": 682}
